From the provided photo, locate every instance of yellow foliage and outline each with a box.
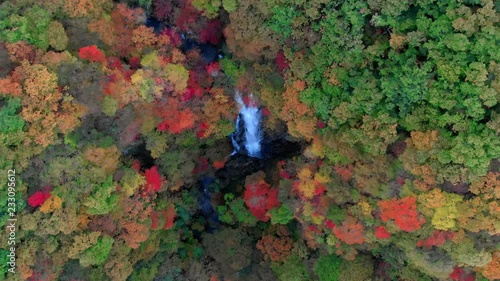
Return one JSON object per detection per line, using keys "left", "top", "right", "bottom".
{"left": 431, "top": 192, "right": 462, "bottom": 230}
{"left": 165, "top": 63, "right": 189, "bottom": 92}
{"left": 39, "top": 195, "right": 63, "bottom": 213}
{"left": 418, "top": 188, "right": 446, "bottom": 209}
{"left": 297, "top": 168, "right": 316, "bottom": 199}
{"left": 120, "top": 169, "right": 146, "bottom": 196}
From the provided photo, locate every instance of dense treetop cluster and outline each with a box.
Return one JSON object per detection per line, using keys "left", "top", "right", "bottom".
{"left": 0, "top": 0, "right": 498, "bottom": 280}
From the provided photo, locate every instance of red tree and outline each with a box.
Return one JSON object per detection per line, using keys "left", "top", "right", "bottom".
{"left": 78, "top": 45, "right": 106, "bottom": 63}
{"left": 374, "top": 226, "right": 391, "bottom": 239}
{"left": 27, "top": 191, "right": 51, "bottom": 207}
{"left": 244, "top": 173, "right": 280, "bottom": 222}
{"left": 144, "top": 166, "right": 162, "bottom": 193}
{"left": 449, "top": 267, "right": 475, "bottom": 281}
{"left": 378, "top": 196, "right": 425, "bottom": 232}
{"left": 417, "top": 230, "right": 455, "bottom": 249}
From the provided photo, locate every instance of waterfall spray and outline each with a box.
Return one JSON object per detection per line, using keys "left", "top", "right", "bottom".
{"left": 230, "top": 92, "right": 263, "bottom": 158}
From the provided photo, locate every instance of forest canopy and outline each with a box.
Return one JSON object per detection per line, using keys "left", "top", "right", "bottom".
{"left": 0, "top": 0, "right": 499, "bottom": 280}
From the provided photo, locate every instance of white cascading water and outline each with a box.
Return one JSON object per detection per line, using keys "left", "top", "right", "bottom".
{"left": 231, "top": 92, "right": 262, "bottom": 158}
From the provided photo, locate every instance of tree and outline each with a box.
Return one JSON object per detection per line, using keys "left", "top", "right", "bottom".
{"left": 378, "top": 196, "right": 425, "bottom": 232}
{"left": 78, "top": 45, "right": 106, "bottom": 63}
{"left": 314, "top": 254, "right": 342, "bottom": 281}
{"left": 244, "top": 171, "right": 280, "bottom": 222}
{"left": 27, "top": 191, "right": 51, "bottom": 207}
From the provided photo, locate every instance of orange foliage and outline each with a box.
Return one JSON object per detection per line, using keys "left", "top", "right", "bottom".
{"left": 281, "top": 80, "right": 317, "bottom": 140}
{"left": 334, "top": 165, "right": 352, "bottom": 181}
{"left": 257, "top": 234, "right": 293, "bottom": 262}
{"left": 213, "top": 160, "right": 226, "bottom": 169}
{"left": 131, "top": 25, "right": 158, "bottom": 52}
{"left": 156, "top": 99, "right": 196, "bottom": 134}
{"left": 39, "top": 195, "right": 63, "bottom": 213}
{"left": 63, "top": 0, "right": 112, "bottom": 18}
{"left": 0, "top": 76, "right": 22, "bottom": 96}
{"left": 120, "top": 221, "right": 150, "bottom": 249}
{"left": 478, "top": 251, "right": 500, "bottom": 280}
{"left": 378, "top": 196, "right": 425, "bottom": 232}
{"left": 332, "top": 216, "right": 365, "bottom": 245}
{"left": 16, "top": 62, "right": 86, "bottom": 147}
{"left": 470, "top": 172, "right": 500, "bottom": 199}
{"left": 409, "top": 130, "right": 439, "bottom": 150}
{"left": 5, "top": 41, "right": 38, "bottom": 63}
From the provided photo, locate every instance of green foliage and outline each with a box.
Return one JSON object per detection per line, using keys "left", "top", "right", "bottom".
{"left": 83, "top": 176, "right": 118, "bottom": 215}
{"left": 222, "top": 0, "right": 238, "bottom": 12}
{"left": 220, "top": 57, "right": 246, "bottom": 83}
{"left": 0, "top": 6, "right": 51, "bottom": 50}
{"left": 272, "top": 255, "right": 310, "bottom": 281}
{"left": 267, "top": 5, "right": 300, "bottom": 39}
{"left": 79, "top": 235, "right": 114, "bottom": 267}
{"left": 138, "top": 0, "right": 152, "bottom": 10}
{"left": 0, "top": 98, "right": 24, "bottom": 134}
{"left": 217, "top": 196, "right": 258, "bottom": 226}
{"left": 313, "top": 255, "right": 342, "bottom": 281}
{"left": 0, "top": 249, "right": 8, "bottom": 280}
{"left": 192, "top": 0, "right": 221, "bottom": 19}
{"left": 101, "top": 96, "right": 118, "bottom": 117}
{"left": 269, "top": 204, "right": 294, "bottom": 225}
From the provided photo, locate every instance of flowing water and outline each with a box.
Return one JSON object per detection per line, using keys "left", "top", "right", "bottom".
{"left": 231, "top": 93, "right": 263, "bottom": 158}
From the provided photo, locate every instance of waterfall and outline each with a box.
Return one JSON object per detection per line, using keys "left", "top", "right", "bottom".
{"left": 230, "top": 93, "right": 263, "bottom": 158}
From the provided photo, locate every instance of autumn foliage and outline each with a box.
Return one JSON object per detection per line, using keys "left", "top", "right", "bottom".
{"left": 244, "top": 172, "right": 280, "bottom": 222}
{"left": 28, "top": 191, "right": 51, "bottom": 207}
{"left": 378, "top": 196, "right": 425, "bottom": 232}
{"left": 143, "top": 166, "right": 162, "bottom": 193}
{"left": 78, "top": 45, "right": 106, "bottom": 63}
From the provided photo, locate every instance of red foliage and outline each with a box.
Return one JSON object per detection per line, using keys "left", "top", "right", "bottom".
{"left": 28, "top": 191, "right": 51, "bottom": 207}
{"left": 175, "top": 3, "right": 200, "bottom": 32}
{"left": 317, "top": 120, "right": 326, "bottom": 128}
{"left": 107, "top": 57, "right": 123, "bottom": 69}
{"left": 325, "top": 219, "right": 336, "bottom": 230}
{"left": 276, "top": 51, "right": 289, "bottom": 76}
{"left": 144, "top": 166, "right": 162, "bottom": 193}
{"left": 242, "top": 94, "right": 258, "bottom": 107}
{"left": 244, "top": 176, "right": 280, "bottom": 222}
{"left": 205, "top": 62, "right": 220, "bottom": 76}
{"left": 129, "top": 56, "right": 141, "bottom": 69}
{"left": 417, "top": 230, "right": 455, "bottom": 249}
{"left": 78, "top": 45, "right": 106, "bottom": 63}
{"left": 262, "top": 107, "right": 271, "bottom": 117}
{"left": 132, "top": 160, "right": 141, "bottom": 171}
{"left": 378, "top": 196, "right": 425, "bottom": 232}
{"left": 374, "top": 226, "right": 391, "bottom": 239}
{"left": 156, "top": 100, "right": 196, "bottom": 134}
{"left": 161, "top": 28, "right": 182, "bottom": 47}
{"left": 200, "top": 20, "right": 222, "bottom": 45}
{"left": 314, "top": 185, "right": 327, "bottom": 195}
{"left": 162, "top": 204, "right": 176, "bottom": 230}
{"left": 450, "top": 267, "right": 475, "bottom": 281}
{"left": 196, "top": 122, "right": 209, "bottom": 138}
